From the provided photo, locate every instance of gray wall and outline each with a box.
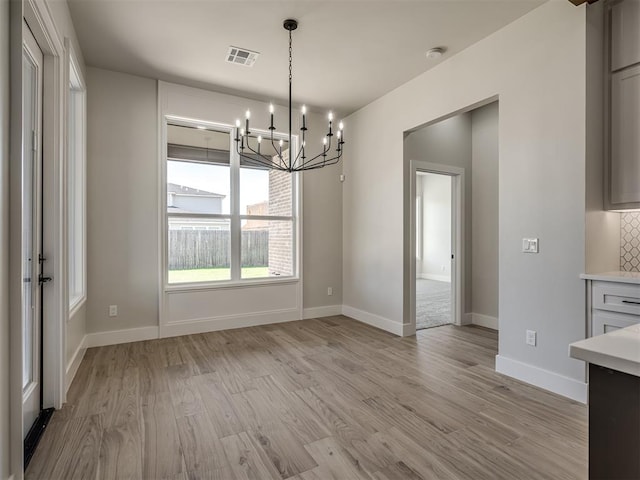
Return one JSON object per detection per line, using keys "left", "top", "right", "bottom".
{"left": 471, "top": 102, "right": 499, "bottom": 319}
{"left": 404, "top": 114, "right": 473, "bottom": 313}
{"left": 0, "top": 0, "right": 9, "bottom": 476}
{"left": 344, "top": 1, "right": 589, "bottom": 391}
{"left": 87, "top": 68, "right": 159, "bottom": 332}
{"left": 86, "top": 67, "right": 343, "bottom": 334}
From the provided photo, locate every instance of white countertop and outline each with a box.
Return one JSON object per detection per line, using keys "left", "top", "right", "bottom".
{"left": 570, "top": 323, "right": 640, "bottom": 377}
{"left": 580, "top": 271, "right": 640, "bottom": 285}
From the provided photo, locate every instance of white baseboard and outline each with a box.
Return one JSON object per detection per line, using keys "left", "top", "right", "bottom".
{"left": 495, "top": 354, "right": 587, "bottom": 403}
{"left": 65, "top": 336, "right": 87, "bottom": 392}
{"left": 161, "top": 308, "right": 301, "bottom": 338}
{"left": 85, "top": 325, "right": 159, "bottom": 348}
{"left": 342, "top": 305, "right": 407, "bottom": 336}
{"left": 302, "top": 305, "right": 343, "bottom": 320}
{"left": 419, "top": 273, "right": 451, "bottom": 283}
{"left": 470, "top": 313, "right": 499, "bottom": 330}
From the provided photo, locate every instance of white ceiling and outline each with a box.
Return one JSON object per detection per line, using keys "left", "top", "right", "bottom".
{"left": 67, "top": 0, "right": 545, "bottom": 116}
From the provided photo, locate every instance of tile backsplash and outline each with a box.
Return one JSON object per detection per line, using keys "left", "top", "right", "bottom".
{"left": 621, "top": 212, "right": 640, "bottom": 272}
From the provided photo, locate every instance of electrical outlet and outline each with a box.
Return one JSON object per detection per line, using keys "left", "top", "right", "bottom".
{"left": 522, "top": 238, "right": 539, "bottom": 253}
{"left": 526, "top": 330, "right": 537, "bottom": 346}
{"left": 109, "top": 305, "right": 118, "bottom": 317}
{"left": 327, "top": 287, "right": 333, "bottom": 296}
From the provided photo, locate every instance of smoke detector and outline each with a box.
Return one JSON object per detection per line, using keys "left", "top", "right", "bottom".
{"left": 226, "top": 46, "right": 260, "bottom": 67}
{"left": 426, "top": 47, "right": 445, "bottom": 60}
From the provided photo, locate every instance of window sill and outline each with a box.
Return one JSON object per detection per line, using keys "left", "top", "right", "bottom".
{"left": 165, "top": 276, "right": 300, "bottom": 293}
{"left": 69, "top": 296, "right": 87, "bottom": 319}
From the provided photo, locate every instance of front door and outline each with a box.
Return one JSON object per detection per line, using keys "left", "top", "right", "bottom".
{"left": 22, "top": 21, "right": 44, "bottom": 446}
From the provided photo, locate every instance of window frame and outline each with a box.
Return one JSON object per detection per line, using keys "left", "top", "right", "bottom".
{"left": 162, "top": 116, "right": 300, "bottom": 290}
{"left": 67, "top": 45, "right": 86, "bottom": 314}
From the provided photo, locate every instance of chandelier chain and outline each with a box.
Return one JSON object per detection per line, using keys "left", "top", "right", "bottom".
{"left": 289, "top": 30, "right": 292, "bottom": 84}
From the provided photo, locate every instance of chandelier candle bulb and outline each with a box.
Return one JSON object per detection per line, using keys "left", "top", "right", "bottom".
{"left": 269, "top": 104, "right": 274, "bottom": 129}
{"left": 302, "top": 105, "right": 307, "bottom": 130}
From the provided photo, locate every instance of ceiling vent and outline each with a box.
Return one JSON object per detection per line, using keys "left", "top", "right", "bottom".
{"left": 226, "top": 46, "right": 259, "bottom": 67}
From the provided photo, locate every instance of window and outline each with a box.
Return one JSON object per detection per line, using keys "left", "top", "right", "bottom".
{"left": 68, "top": 54, "right": 86, "bottom": 309}
{"left": 165, "top": 121, "right": 298, "bottom": 285}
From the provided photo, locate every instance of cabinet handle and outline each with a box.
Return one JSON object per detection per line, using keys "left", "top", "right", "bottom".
{"left": 621, "top": 300, "right": 640, "bottom": 306}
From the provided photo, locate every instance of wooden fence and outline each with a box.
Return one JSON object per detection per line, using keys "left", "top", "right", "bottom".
{"left": 169, "top": 230, "right": 268, "bottom": 269}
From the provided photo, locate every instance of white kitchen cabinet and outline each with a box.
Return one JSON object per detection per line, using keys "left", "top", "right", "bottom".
{"left": 582, "top": 275, "right": 640, "bottom": 337}
{"left": 610, "top": 65, "right": 640, "bottom": 207}
{"left": 611, "top": 0, "right": 640, "bottom": 72}
{"left": 593, "top": 310, "right": 639, "bottom": 335}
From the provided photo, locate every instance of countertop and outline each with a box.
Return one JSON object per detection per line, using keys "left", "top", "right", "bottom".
{"left": 570, "top": 323, "right": 640, "bottom": 377}
{"left": 580, "top": 271, "right": 640, "bottom": 285}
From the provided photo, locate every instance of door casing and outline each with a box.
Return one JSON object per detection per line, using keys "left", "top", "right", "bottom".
{"left": 9, "top": 0, "right": 66, "bottom": 476}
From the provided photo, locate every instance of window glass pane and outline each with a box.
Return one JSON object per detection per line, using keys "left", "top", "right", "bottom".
{"left": 168, "top": 218, "right": 231, "bottom": 283}
{"left": 241, "top": 219, "right": 293, "bottom": 278}
{"left": 240, "top": 166, "right": 292, "bottom": 217}
{"left": 68, "top": 87, "right": 85, "bottom": 306}
{"left": 167, "top": 125, "right": 230, "bottom": 215}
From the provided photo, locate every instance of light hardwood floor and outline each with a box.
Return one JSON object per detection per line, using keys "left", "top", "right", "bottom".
{"left": 27, "top": 316, "right": 587, "bottom": 479}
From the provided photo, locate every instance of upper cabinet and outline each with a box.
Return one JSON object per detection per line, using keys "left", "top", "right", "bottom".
{"left": 606, "top": 0, "right": 640, "bottom": 210}
{"left": 610, "top": 65, "right": 640, "bottom": 205}
{"left": 611, "top": 0, "right": 640, "bottom": 72}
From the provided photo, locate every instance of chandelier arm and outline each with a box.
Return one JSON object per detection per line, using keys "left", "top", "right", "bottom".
{"left": 245, "top": 138, "right": 290, "bottom": 171}
{"left": 300, "top": 152, "right": 327, "bottom": 168}
{"left": 298, "top": 148, "right": 340, "bottom": 170}
{"left": 298, "top": 138, "right": 341, "bottom": 168}
{"left": 267, "top": 131, "right": 287, "bottom": 170}
{"left": 236, "top": 142, "right": 280, "bottom": 170}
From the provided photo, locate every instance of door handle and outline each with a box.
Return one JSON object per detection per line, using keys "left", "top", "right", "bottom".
{"left": 38, "top": 274, "right": 52, "bottom": 285}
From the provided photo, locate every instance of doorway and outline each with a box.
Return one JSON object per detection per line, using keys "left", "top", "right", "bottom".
{"left": 415, "top": 172, "right": 454, "bottom": 329}
{"left": 411, "top": 163, "right": 463, "bottom": 330}
{"left": 404, "top": 101, "right": 499, "bottom": 335}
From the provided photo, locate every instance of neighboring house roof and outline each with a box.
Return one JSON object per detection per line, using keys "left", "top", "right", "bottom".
{"left": 167, "top": 183, "right": 225, "bottom": 198}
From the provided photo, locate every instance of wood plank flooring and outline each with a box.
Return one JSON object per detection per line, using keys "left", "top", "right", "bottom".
{"left": 26, "top": 317, "right": 587, "bottom": 479}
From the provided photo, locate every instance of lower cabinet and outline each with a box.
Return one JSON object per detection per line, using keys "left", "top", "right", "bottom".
{"left": 588, "top": 364, "right": 640, "bottom": 480}
{"left": 588, "top": 280, "right": 640, "bottom": 337}
{"left": 592, "top": 310, "right": 639, "bottom": 336}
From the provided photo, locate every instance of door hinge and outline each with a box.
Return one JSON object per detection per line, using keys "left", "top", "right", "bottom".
{"left": 31, "top": 130, "right": 37, "bottom": 153}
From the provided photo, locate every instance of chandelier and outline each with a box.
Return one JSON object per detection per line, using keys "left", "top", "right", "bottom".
{"left": 234, "top": 19, "right": 345, "bottom": 173}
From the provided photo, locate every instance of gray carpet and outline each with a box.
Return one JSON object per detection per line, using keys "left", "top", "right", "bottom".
{"left": 416, "top": 279, "right": 452, "bottom": 330}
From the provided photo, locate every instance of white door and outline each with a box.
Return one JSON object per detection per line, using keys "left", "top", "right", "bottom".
{"left": 22, "top": 22, "right": 44, "bottom": 439}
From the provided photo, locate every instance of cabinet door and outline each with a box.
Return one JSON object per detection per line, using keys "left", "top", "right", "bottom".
{"left": 611, "top": 0, "right": 640, "bottom": 71}
{"left": 592, "top": 310, "right": 639, "bottom": 336}
{"left": 610, "top": 64, "right": 640, "bottom": 206}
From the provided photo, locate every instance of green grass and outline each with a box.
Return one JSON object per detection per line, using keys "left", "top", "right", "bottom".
{"left": 169, "top": 266, "right": 269, "bottom": 284}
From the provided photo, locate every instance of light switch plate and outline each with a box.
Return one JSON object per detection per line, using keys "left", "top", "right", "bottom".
{"left": 526, "top": 330, "right": 537, "bottom": 346}
{"left": 522, "top": 238, "right": 539, "bottom": 253}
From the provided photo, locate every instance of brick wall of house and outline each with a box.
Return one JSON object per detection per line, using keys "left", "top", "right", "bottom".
{"left": 268, "top": 169, "right": 293, "bottom": 276}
